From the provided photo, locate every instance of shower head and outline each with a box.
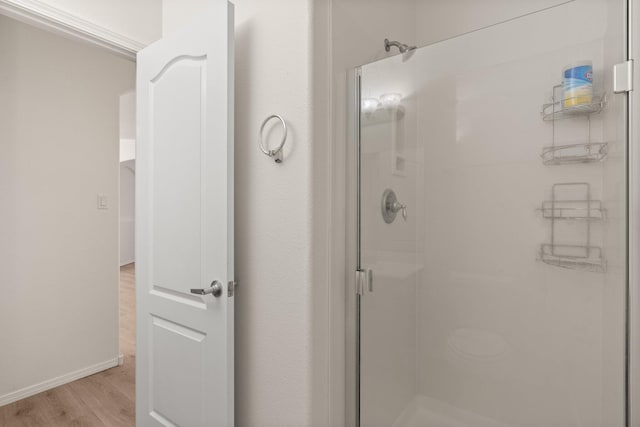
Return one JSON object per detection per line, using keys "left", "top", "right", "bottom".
{"left": 384, "top": 38, "right": 416, "bottom": 54}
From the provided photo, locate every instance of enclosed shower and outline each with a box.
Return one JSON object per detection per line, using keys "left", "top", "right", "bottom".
{"left": 353, "top": 0, "right": 632, "bottom": 425}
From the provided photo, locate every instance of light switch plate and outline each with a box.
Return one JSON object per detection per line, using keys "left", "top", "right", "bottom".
{"left": 97, "top": 194, "right": 109, "bottom": 209}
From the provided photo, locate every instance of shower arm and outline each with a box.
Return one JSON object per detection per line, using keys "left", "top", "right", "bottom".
{"left": 384, "top": 38, "right": 416, "bottom": 54}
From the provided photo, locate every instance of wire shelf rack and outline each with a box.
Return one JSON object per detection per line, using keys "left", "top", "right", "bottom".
{"left": 540, "top": 84, "right": 608, "bottom": 165}
{"left": 542, "top": 94, "right": 606, "bottom": 121}
{"left": 538, "top": 183, "right": 606, "bottom": 273}
{"left": 540, "top": 142, "right": 608, "bottom": 165}
{"left": 539, "top": 199, "right": 605, "bottom": 220}
{"left": 539, "top": 244, "right": 606, "bottom": 272}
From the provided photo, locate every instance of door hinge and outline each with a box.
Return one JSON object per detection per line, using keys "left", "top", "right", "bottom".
{"left": 614, "top": 60, "right": 633, "bottom": 93}
{"left": 227, "top": 280, "right": 237, "bottom": 297}
{"left": 355, "top": 269, "right": 373, "bottom": 295}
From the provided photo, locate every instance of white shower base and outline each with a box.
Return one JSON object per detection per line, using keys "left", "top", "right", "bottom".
{"left": 393, "top": 395, "right": 510, "bottom": 427}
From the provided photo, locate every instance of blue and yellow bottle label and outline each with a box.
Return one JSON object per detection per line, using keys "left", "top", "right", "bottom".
{"left": 563, "top": 64, "right": 593, "bottom": 108}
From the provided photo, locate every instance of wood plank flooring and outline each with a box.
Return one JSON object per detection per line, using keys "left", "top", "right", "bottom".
{"left": 0, "top": 264, "right": 136, "bottom": 427}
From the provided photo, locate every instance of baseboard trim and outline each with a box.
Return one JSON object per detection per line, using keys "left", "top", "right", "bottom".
{"left": 0, "top": 356, "right": 120, "bottom": 407}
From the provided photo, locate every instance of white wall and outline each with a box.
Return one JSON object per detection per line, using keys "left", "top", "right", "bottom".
{"left": 120, "top": 160, "right": 135, "bottom": 266}
{"left": 414, "top": 0, "right": 569, "bottom": 46}
{"left": 120, "top": 139, "right": 136, "bottom": 162}
{"left": 119, "top": 90, "right": 136, "bottom": 143}
{"left": 119, "top": 91, "right": 135, "bottom": 266}
{"left": 162, "top": 0, "right": 206, "bottom": 36}
{"left": 231, "top": 2, "right": 319, "bottom": 424}
{"left": 0, "top": 15, "right": 135, "bottom": 404}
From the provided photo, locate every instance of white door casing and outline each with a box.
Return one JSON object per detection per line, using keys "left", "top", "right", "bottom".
{"left": 135, "top": 2, "right": 234, "bottom": 426}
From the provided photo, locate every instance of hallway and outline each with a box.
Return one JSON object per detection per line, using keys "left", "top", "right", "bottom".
{"left": 0, "top": 264, "right": 136, "bottom": 426}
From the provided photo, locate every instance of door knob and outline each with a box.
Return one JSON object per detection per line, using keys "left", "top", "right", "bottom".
{"left": 191, "top": 280, "right": 223, "bottom": 297}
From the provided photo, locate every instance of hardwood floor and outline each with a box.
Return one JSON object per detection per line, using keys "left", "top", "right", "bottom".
{"left": 0, "top": 264, "right": 136, "bottom": 427}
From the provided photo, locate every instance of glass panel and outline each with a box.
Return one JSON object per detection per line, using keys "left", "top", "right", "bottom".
{"left": 358, "top": 1, "right": 627, "bottom": 426}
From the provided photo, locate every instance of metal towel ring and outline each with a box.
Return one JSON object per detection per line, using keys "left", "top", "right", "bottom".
{"left": 259, "top": 114, "right": 287, "bottom": 163}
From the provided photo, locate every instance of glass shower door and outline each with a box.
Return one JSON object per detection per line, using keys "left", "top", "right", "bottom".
{"left": 357, "top": 1, "right": 628, "bottom": 426}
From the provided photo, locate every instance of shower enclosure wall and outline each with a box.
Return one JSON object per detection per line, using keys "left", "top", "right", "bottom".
{"left": 353, "top": 0, "right": 633, "bottom": 425}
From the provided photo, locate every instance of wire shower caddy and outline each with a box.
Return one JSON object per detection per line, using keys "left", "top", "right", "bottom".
{"left": 538, "top": 182, "right": 606, "bottom": 273}
{"left": 540, "top": 85, "right": 608, "bottom": 165}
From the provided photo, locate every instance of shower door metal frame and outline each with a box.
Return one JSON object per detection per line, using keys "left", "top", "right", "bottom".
{"left": 353, "top": 66, "right": 362, "bottom": 427}
{"left": 627, "top": 0, "right": 640, "bottom": 425}
{"left": 353, "top": 1, "right": 638, "bottom": 425}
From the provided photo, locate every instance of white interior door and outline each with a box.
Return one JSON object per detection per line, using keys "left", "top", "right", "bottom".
{"left": 135, "top": 1, "right": 234, "bottom": 426}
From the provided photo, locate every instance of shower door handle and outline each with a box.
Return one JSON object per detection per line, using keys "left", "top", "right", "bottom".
{"left": 366, "top": 269, "right": 373, "bottom": 292}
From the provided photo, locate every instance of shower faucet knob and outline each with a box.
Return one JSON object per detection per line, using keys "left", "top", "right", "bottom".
{"left": 381, "top": 189, "right": 407, "bottom": 223}
{"left": 399, "top": 203, "right": 408, "bottom": 221}
{"left": 391, "top": 201, "right": 407, "bottom": 221}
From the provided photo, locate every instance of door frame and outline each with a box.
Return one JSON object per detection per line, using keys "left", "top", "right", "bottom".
{"left": 0, "top": 0, "right": 143, "bottom": 60}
